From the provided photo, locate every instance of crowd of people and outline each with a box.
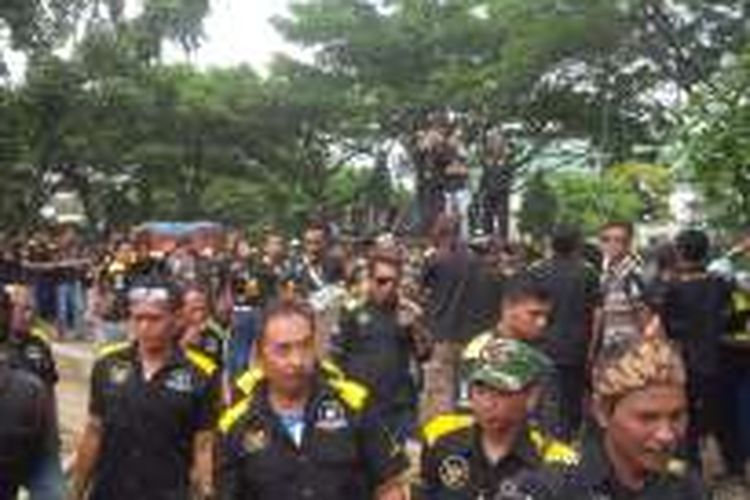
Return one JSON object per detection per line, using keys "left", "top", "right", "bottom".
{"left": 1, "top": 214, "right": 750, "bottom": 499}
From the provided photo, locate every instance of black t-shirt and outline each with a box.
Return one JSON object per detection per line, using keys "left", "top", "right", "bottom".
{"left": 464, "top": 261, "right": 504, "bottom": 337}
{"left": 334, "top": 303, "right": 416, "bottom": 417}
{"left": 650, "top": 272, "right": 733, "bottom": 377}
{"left": 422, "top": 247, "right": 479, "bottom": 342}
{"left": 220, "top": 372, "right": 409, "bottom": 500}
{"left": 530, "top": 257, "right": 601, "bottom": 367}
{"left": 88, "top": 343, "right": 220, "bottom": 500}
{"left": 549, "top": 432, "right": 708, "bottom": 500}
{"left": 0, "top": 364, "right": 55, "bottom": 499}
{"left": 0, "top": 259, "right": 25, "bottom": 284}
{"left": 421, "top": 420, "right": 565, "bottom": 499}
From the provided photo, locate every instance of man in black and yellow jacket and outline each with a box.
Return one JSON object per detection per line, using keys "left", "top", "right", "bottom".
{"left": 179, "top": 284, "right": 229, "bottom": 367}
{"left": 70, "top": 279, "right": 220, "bottom": 500}
{"left": 4, "top": 284, "right": 58, "bottom": 388}
{"left": 420, "top": 336, "right": 577, "bottom": 499}
{"left": 219, "top": 300, "right": 409, "bottom": 500}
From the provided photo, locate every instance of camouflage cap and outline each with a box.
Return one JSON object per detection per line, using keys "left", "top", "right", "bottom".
{"left": 463, "top": 336, "right": 551, "bottom": 393}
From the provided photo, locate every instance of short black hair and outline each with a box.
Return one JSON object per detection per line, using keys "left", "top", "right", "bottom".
{"left": 502, "top": 275, "right": 551, "bottom": 307}
{"left": 305, "top": 219, "right": 328, "bottom": 234}
{"left": 551, "top": 225, "right": 582, "bottom": 257}
{"left": 600, "top": 221, "right": 634, "bottom": 239}
{"left": 258, "top": 300, "right": 316, "bottom": 344}
{"left": 367, "top": 247, "right": 403, "bottom": 275}
{"left": 128, "top": 276, "right": 182, "bottom": 311}
{"left": 675, "top": 229, "right": 710, "bottom": 264}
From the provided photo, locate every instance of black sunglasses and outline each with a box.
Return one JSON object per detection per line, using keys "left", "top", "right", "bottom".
{"left": 374, "top": 276, "right": 397, "bottom": 286}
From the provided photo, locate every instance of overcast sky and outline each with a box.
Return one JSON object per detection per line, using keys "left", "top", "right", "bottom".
{"left": 164, "top": 0, "right": 302, "bottom": 72}
{"left": 3, "top": 0, "right": 300, "bottom": 81}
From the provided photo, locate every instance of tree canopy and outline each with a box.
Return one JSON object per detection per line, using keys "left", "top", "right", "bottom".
{"left": 0, "top": 0, "right": 748, "bottom": 235}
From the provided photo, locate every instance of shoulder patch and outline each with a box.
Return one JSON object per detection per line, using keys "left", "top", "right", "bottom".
{"left": 529, "top": 429, "right": 580, "bottom": 466}
{"left": 186, "top": 348, "right": 218, "bottom": 377}
{"left": 327, "top": 376, "right": 370, "bottom": 412}
{"left": 423, "top": 413, "right": 475, "bottom": 447}
{"left": 97, "top": 341, "right": 131, "bottom": 359}
{"left": 219, "top": 398, "right": 250, "bottom": 434}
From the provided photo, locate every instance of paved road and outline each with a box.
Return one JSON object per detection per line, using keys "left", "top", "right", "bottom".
{"left": 53, "top": 342, "right": 93, "bottom": 455}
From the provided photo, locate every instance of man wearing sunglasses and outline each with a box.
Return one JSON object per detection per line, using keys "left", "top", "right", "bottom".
{"left": 70, "top": 279, "right": 220, "bottom": 500}
{"left": 332, "top": 248, "right": 425, "bottom": 440}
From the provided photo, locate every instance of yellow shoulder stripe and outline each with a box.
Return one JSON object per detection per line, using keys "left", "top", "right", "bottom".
{"left": 344, "top": 297, "right": 362, "bottom": 312}
{"left": 236, "top": 361, "right": 346, "bottom": 398}
{"left": 236, "top": 367, "right": 264, "bottom": 396}
{"left": 734, "top": 291, "right": 750, "bottom": 312}
{"left": 321, "top": 359, "right": 345, "bottom": 380}
{"left": 29, "top": 325, "right": 52, "bottom": 344}
{"left": 667, "top": 458, "right": 687, "bottom": 477}
{"left": 422, "top": 413, "right": 475, "bottom": 447}
{"left": 108, "top": 261, "right": 127, "bottom": 273}
{"left": 529, "top": 429, "right": 580, "bottom": 466}
{"left": 206, "top": 319, "right": 230, "bottom": 340}
{"left": 328, "top": 377, "right": 370, "bottom": 412}
{"left": 186, "top": 348, "right": 218, "bottom": 377}
{"left": 219, "top": 398, "right": 250, "bottom": 434}
{"left": 97, "top": 341, "right": 131, "bottom": 358}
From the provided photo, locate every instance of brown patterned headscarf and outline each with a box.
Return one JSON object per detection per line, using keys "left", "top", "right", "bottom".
{"left": 593, "top": 335, "right": 686, "bottom": 404}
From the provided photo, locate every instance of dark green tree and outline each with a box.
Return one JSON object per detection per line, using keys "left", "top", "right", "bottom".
{"left": 518, "top": 171, "right": 558, "bottom": 243}
{"left": 675, "top": 45, "right": 750, "bottom": 229}
{"left": 272, "top": 0, "right": 750, "bottom": 236}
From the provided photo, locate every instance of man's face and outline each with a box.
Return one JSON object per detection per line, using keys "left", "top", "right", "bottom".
{"left": 264, "top": 235, "right": 285, "bottom": 262}
{"left": 600, "top": 226, "right": 632, "bottom": 263}
{"left": 235, "top": 240, "right": 252, "bottom": 260}
{"left": 129, "top": 301, "right": 175, "bottom": 350}
{"left": 598, "top": 384, "right": 688, "bottom": 476}
{"left": 260, "top": 314, "right": 317, "bottom": 398}
{"left": 501, "top": 298, "right": 551, "bottom": 341}
{"left": 117, "top": 242, "right": 134, "bottom": 260}
{"left": 181, "top": 290, "right": 209, "bottom": 328}
{"left": 369, "top": 261, "right": 400, "bottom": 309}
{"left": 469, "top": 382, "right": 536, "bottom": 435}
{"left": 303, "top": 229, "right": 326, "bottom": 262}
{"left": 10, "top": 291, "right": 34, "bottom": 334}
